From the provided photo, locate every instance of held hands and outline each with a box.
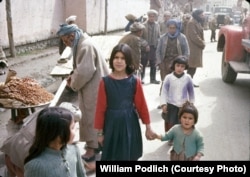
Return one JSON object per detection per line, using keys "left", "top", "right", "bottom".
{"left": 145, "top": 124, "right": 156, "bottom": 140}
{"left": 145, "top": 124, "right": 161, "bottom": 140}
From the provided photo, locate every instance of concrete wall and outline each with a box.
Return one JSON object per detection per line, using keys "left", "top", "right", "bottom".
{"left": 64, "top": 0, "right": 87, "bottom": 32}
{"left": 0, "top": 0, "right": 64, "bottom": 47}
{"left": 63, "top": 0, "right": 149, "bottom": 35}
{"left": 0, "top": 0, "right": 149, "bottom": 50}
{"left": 85, "top": 0, "right": 149, "bottom": 34}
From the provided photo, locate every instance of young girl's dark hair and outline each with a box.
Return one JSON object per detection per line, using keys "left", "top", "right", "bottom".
{"left": 109, "top": 43, "right": 135, "bottom": 75}
{"left": 179, "top": 101, "right": 198, "bottom": 124}
{"left": 24, "top": 107, "right": 73, "bottom": 164}
{"left": 170, "top": 55, "right": 189, "bottom": 70}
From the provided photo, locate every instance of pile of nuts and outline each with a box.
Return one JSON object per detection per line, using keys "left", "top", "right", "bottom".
{"left": 0, "top": 77, "right": 54, "bottom": 107}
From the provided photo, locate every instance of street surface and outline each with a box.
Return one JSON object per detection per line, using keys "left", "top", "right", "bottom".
{"left": 140, "top": 29, "right": 250, "bottom": 161}
{"left": 0, "top": 29, "right": 249, "bottom": 177}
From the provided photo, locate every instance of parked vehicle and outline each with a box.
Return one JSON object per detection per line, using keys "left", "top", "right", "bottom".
{"left": 214, "top": 6, "right": 233, "bottom": 28}
{"left": 217, "top": 15, "right": 250, "bottom": 83}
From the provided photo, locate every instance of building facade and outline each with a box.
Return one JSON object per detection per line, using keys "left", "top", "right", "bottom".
{"left": 0, "top": 0, "right": 149, "bottom": 52}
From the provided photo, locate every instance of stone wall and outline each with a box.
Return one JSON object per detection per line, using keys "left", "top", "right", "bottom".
{"left": 3, "top": 38, "right": 59, "bottom": 57}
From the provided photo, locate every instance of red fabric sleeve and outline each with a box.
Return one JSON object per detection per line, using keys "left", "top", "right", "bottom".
{"left": 94, "top": 79, "right": 107, "bottom": 129}
{"left": 134, "top": 78, "right": 150, "bottom": 124}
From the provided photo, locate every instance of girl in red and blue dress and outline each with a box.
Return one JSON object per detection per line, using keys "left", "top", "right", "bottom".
{"left": 94, "top": 43, "right": 155, "bottom": 161}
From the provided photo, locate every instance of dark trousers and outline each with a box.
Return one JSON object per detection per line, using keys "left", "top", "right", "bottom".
{"left": 187, "top": 67, "right": 196, "bottom": 78}
{"left": 163, "top": 103, "right": 180, "bottom": 131}
{"left": 159, "top": 59, "right": 173, "bottom": 95}
{"left": 210, "top": 29, "right": 216, "bottom": 41}
{"left": 141, "top": 46, "right": 157, "bottom": 81}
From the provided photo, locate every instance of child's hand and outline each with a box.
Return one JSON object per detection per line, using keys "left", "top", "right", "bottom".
{"left": 151, "top": 133, "right": 162, "bottom": 140}
{"left": 156, "top": 134, "right": 162, "bottom": 140}
{"left": 162, "top": 105, "right": 167, "bottom": 113}
{"left": 192, "top": 156, "right": 200, "bottom": 161}
{"left": 150, "top": 132, "right": 158, "bottom": 140}
{"left": 193, "top": 153, "right": 202, "bottom": 161}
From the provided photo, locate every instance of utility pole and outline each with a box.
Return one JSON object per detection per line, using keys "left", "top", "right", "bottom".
{"left": 104, "top": 0, "right": 108, "bottom": 35}
{"left": 6, "top": 0, "right": 16, "bottom": 57}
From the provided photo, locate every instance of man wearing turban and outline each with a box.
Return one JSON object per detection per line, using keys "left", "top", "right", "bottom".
{"left": 57, "top": 24, "right": 110, "bottom": 164}
{"left": 58, "top": 16, "right": 78, "bottom": 55}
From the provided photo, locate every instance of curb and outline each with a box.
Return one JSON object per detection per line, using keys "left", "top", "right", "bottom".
{"left": 6, "top": 47, "right": 58, "bottom": 68}
{"left": 1, "top": 47, "right": 61, "bottom": 93}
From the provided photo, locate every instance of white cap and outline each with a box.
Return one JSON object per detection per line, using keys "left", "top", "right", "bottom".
{"left": 59, "top": 102, "right": 82, "bottom": 122}
{"left": 65, "top": 15, "right": 77, "bottom": 24}
{"left": 147, "top": 9, "right": 158, "bottom": 16}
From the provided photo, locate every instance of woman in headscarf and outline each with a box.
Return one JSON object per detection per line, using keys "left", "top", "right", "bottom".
{"left": 156, "top": 19, "right": 190, "bottom": 81}
{"left": 185, "top": 9, "right": 206, "bottom": 87}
